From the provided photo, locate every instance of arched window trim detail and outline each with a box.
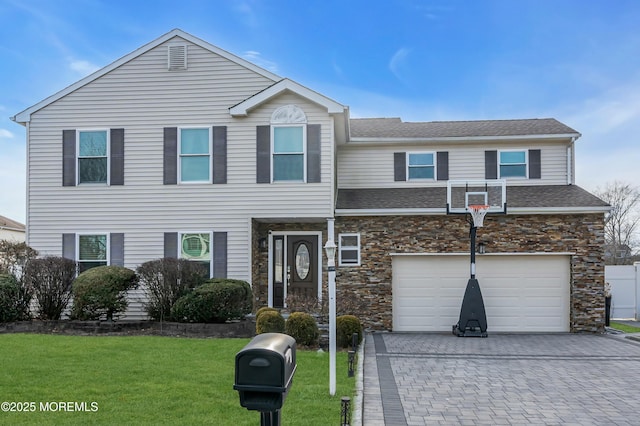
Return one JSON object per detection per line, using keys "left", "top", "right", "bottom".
{"left": 270, "top": 104, "right": 307, "bottom": 124}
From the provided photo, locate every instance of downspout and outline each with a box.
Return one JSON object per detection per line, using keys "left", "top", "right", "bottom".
{"left": 567, "top": 136, "right": 576, "bottom": 185}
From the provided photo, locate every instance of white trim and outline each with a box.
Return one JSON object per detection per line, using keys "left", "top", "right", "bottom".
{"left": 338, "top": 233, "right": 361, "bottom": 266}
{"left": 335, "top": 205, "right": 611, "bottom": 216}
{"left": 76, "top": 232, "right": 110, "bottom": 267}
{"left": 267, "top": 231, "right": 323, "bottom": 307}
{"left": 178, "top": 231, "right": 214, "bottom": 277}
{"left": 347, "top": 133, "right": 581, "bottom": 144}
{"left": 498, "top": 149, "right": 528, "bottom": 179}
{"left": 177, "top": 126, "right": 213, "bottom": 184}
{"left": 390, "top": 251, "right": 576, "bottom": 257}
{"left": 12, "top": 29, "right": 280, "bottom": 124}
{"left": 230, "top": 78, "right": 346, "bottom": 116}
{"left": 271, "top": 124, "right": 307, "bottom": 183}
{"left": 406, "top": 151, "right": 436, "bottom": 181}
{"left": 76, "top": 129, "right": 110, "bottom": 186}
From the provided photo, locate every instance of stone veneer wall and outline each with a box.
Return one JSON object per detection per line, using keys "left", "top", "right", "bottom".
{"left": 335, "top": 214, "right": 606, "bottom": 333}
{"left": 251, "top": 220, "right": 328, "bottom": 310}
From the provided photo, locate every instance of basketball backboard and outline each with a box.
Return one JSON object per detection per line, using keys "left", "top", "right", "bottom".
{"left": 446, "top": 180, "right": 507, "bottom": 214}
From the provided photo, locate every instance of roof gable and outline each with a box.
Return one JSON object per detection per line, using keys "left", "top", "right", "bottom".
{"left": 12, "top": 29, "right": 281, "bottom": 124}
{"left": 229, "top": 78, "right": 346, "bottom": 116}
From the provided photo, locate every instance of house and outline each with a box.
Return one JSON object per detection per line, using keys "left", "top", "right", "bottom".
{"left": 0, "top": 215, "right": 26, "bottom": 243}
{"left": 11, "top": 29, "right": 610, "bottom": 332}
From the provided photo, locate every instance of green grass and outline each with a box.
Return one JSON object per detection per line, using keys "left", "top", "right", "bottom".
{"left": 610, "top": 321, "right": 640, "bottom": 334}
{"left": 0, "top": 334, "right": 355, "bottom": 425}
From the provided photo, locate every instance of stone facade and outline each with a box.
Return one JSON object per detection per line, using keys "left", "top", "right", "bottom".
{"left": 251, "top": 214, "right": 606, "bottom": 333}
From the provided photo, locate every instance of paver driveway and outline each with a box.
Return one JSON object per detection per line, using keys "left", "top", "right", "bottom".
{"left": 363, "top": 333, "right": 640, "bottom": 425}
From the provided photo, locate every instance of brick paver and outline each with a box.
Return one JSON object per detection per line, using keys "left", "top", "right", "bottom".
{"left": 363, "top": 333, "right": 640, "bottom": 425}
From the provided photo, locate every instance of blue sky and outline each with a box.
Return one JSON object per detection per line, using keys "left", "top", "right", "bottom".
{"left": 2, "top": 0, "right": 640, "bottom": 224}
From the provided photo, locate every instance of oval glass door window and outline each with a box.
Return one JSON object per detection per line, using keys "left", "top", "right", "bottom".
{"left": 295, "top": 243, "right": 310, "bottom": 280}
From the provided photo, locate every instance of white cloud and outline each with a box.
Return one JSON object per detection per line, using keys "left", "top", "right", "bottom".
{"left": 389, "top": 47, "right": 411, "bottom": 81}
{"left": 242, "top": 51, "right": 278, "bottom": 73}
{"left": 69, "top": 59, "right": 100, "bottom": 76}
{"left": 0, "top": 129, "right": 14, "bottom": 139}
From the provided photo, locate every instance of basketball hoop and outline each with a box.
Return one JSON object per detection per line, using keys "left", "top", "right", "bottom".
{"left": 468, "top": 205, "right": 489, "bottom": 228}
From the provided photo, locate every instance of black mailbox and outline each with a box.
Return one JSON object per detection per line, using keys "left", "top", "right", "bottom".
{"left": 234, "top": 333, "right": 297, "bottom": 413}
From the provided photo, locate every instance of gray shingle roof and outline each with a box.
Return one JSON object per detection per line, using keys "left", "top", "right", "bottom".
{"left": 336, "top": 185, "right": 609, "bottom": 211}
{"left": 0, "top": 215, "right": 25, "bottom": 231}
{"left": 349, "top": 118, "right": 579, "bottom": 139}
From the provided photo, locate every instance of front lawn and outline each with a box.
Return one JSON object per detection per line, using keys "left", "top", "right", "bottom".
{"left": 609, "top": 321, "right": 640, "bottom": 334}
{"left": 0, "top": 334, "right": 355, "bottom": 425}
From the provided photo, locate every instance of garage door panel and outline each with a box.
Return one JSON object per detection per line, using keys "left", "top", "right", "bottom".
{"left": 393, "top": 255, "right": 570, "bottom": 332}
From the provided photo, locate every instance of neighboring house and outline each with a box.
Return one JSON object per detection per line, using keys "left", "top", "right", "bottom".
{"left": 11, "top": 29, "right": 610, "bottom": 332}
{"left": 603, "top": 243, "right": 635, "bottom": 265}
{"left": 0, "top": 215, "right": 26, "bottom": 243}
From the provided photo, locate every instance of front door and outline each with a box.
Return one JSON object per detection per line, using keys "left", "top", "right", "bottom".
{"left": 271, "top": 234, "right": 319, "bottom": 308}
{"left": 288, "top": 235, "right": 318, "bottom": 300}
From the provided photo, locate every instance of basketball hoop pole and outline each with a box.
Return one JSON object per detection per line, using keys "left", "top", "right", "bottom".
{"left": 452, "top": 206, "right": 489, "bottom": 338}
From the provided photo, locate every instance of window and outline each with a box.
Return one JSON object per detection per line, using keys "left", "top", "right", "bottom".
{"left": 179, "top": 128, "right": 211, "bottom": 182}
{"left": 339, "top": 233, "right": 360, "bottom": 266}
{"left": 180, "top": 232, "right": 212, "bottom": 276}
{"left": 272, "top": 125, "right": 305, "bottom": 181}
{"left": 499, "top": 150, "right": 527, "bottom": 178}
{"left": 78, "top": 130, "right": 108, "bottom": 184}
{"left": 78, "top": 234, "right": 108, "bottom": 273}
{"left": 407, "top": 152, "right": 435, "bottom": 180}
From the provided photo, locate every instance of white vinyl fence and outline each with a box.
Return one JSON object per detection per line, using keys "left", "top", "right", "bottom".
{"left": 606, "top": 263, "right": 640, "bottom": 320}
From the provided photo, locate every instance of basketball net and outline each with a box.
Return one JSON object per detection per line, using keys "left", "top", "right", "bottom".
{"left": 468, "top": 205, "right": 489, "bottom": 228}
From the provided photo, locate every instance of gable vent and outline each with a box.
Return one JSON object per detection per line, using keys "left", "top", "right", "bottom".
{"left": 168, "top": 45, "right": 187, "bottom": 71}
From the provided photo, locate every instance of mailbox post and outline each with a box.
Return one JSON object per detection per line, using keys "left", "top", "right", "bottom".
{"left": 234, "top": 333, "right": 297, "bottom": 426}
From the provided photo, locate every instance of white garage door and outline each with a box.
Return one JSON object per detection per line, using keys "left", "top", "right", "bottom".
{"left": 392, "top": 254, "right": 570, "bottom": 332}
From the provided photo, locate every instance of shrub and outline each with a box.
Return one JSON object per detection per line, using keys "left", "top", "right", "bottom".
{"left": 256, "top": 306, "right": 279, "bottom": 321}
{"left": 336, "top": 315, "right": 363, "bottom": 348}
{"left": 71, "top": 266, "right": 139, "bottom": 321}
{"left": 0, "top": 240, "right": 38, "bottom": 279}
{"left": 285, "top": 312, "right": 319, "bottom": 347}
{"left": 171, "top": 279, "right": 252, "bottom": 323}
{"left": 0, "top": 273, "right": 31, "bottom": 322}
{"left": 255, "top": 310, "right": 285, "bottom": 334}
{"left": 137, "top": 258, "right": 208, "bottom": 321}
{"left": 22, "top": 256, "right": 76, "bottom": 320}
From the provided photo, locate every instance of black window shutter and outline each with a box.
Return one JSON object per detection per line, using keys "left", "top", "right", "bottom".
{"left": 212, "top": 126, "right": 227, "bottom": 184}
{"left": 110, "top": 129, "right": 125, "bottom": 186}
{"left": 63, "top": 130, "right": 76, "bottom": 187}
{"left": 62, "top": 233, "right": 75, "bottom": 260}
{"left": 436, "top": 151, "right": 449, "bottom": 181}
{"left": 163, "top": 127, "right": 178, "bottom": 185}
{"left": 529, "top": 149, "right": 541, "bottom": 179}
{"left": 110, "top": 233, "right": 125, "bottom": 266}
{"left": 164, "top": 232, "right": 178, "bottom": 258}
{"left": 213, "top": 232, "right": 227, "bottom": 278}
{"left": 485, "top": 150, "right": 498, "bottom": 179}
{"left": 394, "top": 152, "right": 406, "bottom": 181}
{"left": 307, "top": 124, "right": 321, "bottom": 183}
{"left": 256, "top": 125, "right": 271, "bottom": 183}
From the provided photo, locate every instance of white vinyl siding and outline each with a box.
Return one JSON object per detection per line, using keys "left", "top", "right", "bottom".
{"left": 25, "top": 36, "right": 335, "bottom": 291}
{"left": 338, "top": 143, "right": 570, "bottom": 188}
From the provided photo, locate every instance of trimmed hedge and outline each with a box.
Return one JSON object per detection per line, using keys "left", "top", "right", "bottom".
{"left": 171, "top": 279, "right": 252, "bottom": 323}
{"left": 285, "top": 312, "right": 319, "bottom": 347}
{"left": 336, "top": 315, "right": 363, "bottom": 348}
{"left": 0, "top": 274, "right": 31, "bottom": 322}
{"left": 71, "top": 266, "right": 139, "bottom": 321}
{"left": 256, "top": 310, "right": 285, "bottom": 334}
{"left": 256, "top": 306, "right": 279, "bottom": 322}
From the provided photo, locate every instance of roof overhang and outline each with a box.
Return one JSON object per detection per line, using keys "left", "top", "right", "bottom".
{"left": 347, "top": 133, "right": 581, "bottom": 145}
{"left": 229, "top": 78, "right": 347, "bottom": 116}
{"left": 12, "top": 28, "right": 282, "bottom": 125}
{"left": 335, "top": 206, "right": 611, "bottom": 217}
